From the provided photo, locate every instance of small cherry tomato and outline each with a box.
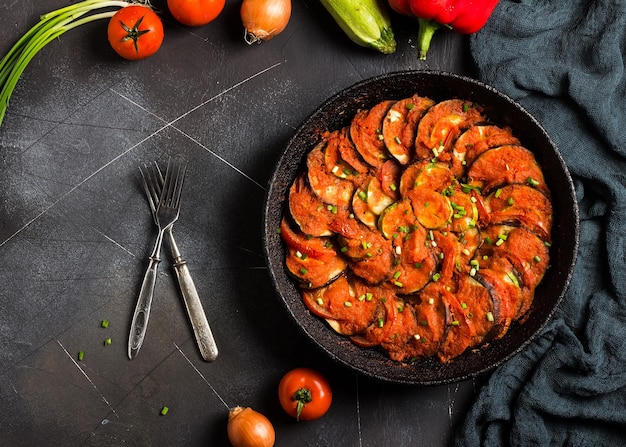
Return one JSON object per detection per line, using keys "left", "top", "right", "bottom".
{"left": 278, "top": 368, "right": 332, "bottom": 421}
{"left": 167, "top": 0, "right": 226, "bottom": 27}
{"left": 107, "top": 5, "right": 164, "bottom": 60}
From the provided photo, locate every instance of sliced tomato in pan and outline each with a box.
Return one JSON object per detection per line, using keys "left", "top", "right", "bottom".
{"left": 411, "top": 282, "right": 450, "bottom": 358}
{"left": 378, "top": 159, "right": 402, "bottom": 200}
{"left": 280, "top": 217, "right": 337, "bottom": 260}
{"left": 381, "top": 302, "right": 424, "bottom": 362}
{"left": 285, "top": 246, "right": 347, "bottom": 289}
{"left": 485, "top": 184, "right": 553, "bottom": 240}
{"left": 438, "top": 290, "right": 476, "bottom": 363}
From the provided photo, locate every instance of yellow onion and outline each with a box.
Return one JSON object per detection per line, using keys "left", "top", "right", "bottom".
{"left": 227, "top": 406, "right": 275, "bottom": 447}
{"left": 241, "top": 0, "right": 291, "bottom": 44}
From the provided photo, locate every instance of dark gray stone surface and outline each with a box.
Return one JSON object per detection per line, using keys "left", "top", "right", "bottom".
{"left": 0, "top": 1, "right": 480, "bottom": 445}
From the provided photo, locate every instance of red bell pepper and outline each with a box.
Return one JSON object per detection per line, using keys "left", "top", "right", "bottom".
{"left": 388, "top": 0, "right": 500, "bottom": 59}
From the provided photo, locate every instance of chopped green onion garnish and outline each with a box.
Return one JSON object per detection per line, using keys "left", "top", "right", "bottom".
{"left": 506, "top": 271, "right": 520, "bottom": 287}
{"left": 527, "top": 177, "right": 540, "bottom": 187}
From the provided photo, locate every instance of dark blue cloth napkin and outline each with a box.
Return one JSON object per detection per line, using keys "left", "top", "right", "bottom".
{"left": 456, "top": 1, "right": 626, "bottom": 445}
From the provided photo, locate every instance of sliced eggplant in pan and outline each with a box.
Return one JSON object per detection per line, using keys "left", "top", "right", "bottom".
{"left": 415, "top": 99, "right": 485, "bottom": 162}
{"left": 382, "top": 94, "right": 435, "bottom": 165}
{"left": 466, "top": 145, "right": 549, "bottom": 195}
{"left": 451, "top": 124, "right": 520, "bottom": 176}
{"left": 350, "top": 100, "right": 395, "bottom": 168}
{"left": 307, "top": 141, "right": 355, "bottom": 206}
{"left": 301, "top": 275, "right": 381, "bottom": 335}
{"left": 288, "top": 173, "right": 336, "bottom": 237}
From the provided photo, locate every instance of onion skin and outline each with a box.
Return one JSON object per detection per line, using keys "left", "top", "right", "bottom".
{"left": 227, "top": 406, "right": 275, "bottom": 447}
{"left": 241, "top": 0, "right": 291, "bottom": 44}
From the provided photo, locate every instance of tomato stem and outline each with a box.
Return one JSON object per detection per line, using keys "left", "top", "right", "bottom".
{"left": 292, "top": 387, "right": 313, "bottom": 422}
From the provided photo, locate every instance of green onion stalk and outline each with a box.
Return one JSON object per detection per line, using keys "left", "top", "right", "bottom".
{"left": 0, "top": 0, "right": 150, "bottom": 127}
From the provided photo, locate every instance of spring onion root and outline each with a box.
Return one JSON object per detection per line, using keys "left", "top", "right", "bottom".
{"left": 0, "top": 0, "right": 151, "bottom": 127}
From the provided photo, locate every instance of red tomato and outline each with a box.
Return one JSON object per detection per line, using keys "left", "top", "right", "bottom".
{"left": 278, "top": 368, "right": 332, "bottom": 421}
{"left": 107, "top": 5, "right": 164, "bottom": 60}
{"left": 167, "top": 0, "right": 225, "bottom": 27}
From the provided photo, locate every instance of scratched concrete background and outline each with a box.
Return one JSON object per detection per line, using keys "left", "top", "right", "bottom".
{"left": 0, "top": 0, "right": 482, "bottom": 445}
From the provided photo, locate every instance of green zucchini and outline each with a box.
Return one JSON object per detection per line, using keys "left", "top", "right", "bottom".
{"left": 319, "top": 0, "right": 397, "bottom": 54}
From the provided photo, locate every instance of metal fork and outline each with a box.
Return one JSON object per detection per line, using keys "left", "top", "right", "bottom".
{"left": 138, "top": 161, "right": 218, "bottom": 362}
{"left": 128, "top": 158, "right": 187, "bottom": 360}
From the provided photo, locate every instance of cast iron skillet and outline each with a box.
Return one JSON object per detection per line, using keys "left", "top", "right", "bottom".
{"left": 263, "top": 70, "right": 579, "bottom": 385}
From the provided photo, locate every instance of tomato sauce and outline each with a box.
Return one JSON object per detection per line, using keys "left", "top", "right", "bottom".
{"left": 281, "top": 94, "right": 553, "bottom": 364}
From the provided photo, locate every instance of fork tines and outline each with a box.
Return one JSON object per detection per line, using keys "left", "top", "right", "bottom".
{"left": 160, "top": 158, "right": 187, "bottom": 209}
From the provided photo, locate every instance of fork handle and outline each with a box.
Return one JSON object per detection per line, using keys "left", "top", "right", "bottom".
{"left": 167, "top": 231, "right": 218, "bottom": 362}
{"left": 172, "top": 257, "right": 219, "bottom": 362}
{"left": 128, "top": 257, "right": 160, "bottom": 359}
